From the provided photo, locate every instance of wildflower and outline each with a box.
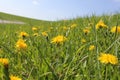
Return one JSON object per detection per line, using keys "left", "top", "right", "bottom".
{"left": 98, "top": 53, "right": 118, "bottom": 65}
{"left": 33, "top": 33, "right": 39, "bottom": 36}
{"left": 42, "top": 32, "right": 48, "bottom": 37}
{"left": 63, "top": 26, "right": 68, "bottom": 30}
{"left": 81, "top": 39, "right": 86, "bottom": 43}
{"left": 19, "top": 32, "right": 29, "bottom": 38}
{"left": 0, "top": 58, "right": 9, "bottom": 67}
{"left": 10, "top": 75, "right": 22, "bottom": 80}
{"left": 71, "top": 24, "right": 77, "bottom": 28}
{"left": 32, "top": 27, "right": 38, "bottom": 31}
{"left": 51, "top": 35, "right": 67, "bottom": 44}
{"left": 83, "top": 28, "right": 90, "bottom": 35}
{"left": 89, "top": 45, "right": 95, "bottom": 51}
{"left": 15, "top": 39, "right": 27, "bottom": 50}
{"left": 96, "top": 20, "right": 108, "bottom": 29}
{"left": 111, "top": 26, "right": 120, "bottom": 33}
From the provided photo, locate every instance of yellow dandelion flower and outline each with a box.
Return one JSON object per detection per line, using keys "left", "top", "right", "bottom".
{"left": 0, "top": 58, "right": 9, "bottom": 67}
{"left": 89, "top": 45, "right": 95, "bottom": 51}
{"left": 71, "top": 24, "right": 77, "bottom": 28}
{"left": 111, "top": 26, "right": 120, "bottom": 33}
{"left": 42, "top": 32, "right": 48, "bottom": 37}
{"left": 10, "top": 75, "right": 22, "bottom": 80}
{"left": 81, "top": 39, "right": 86, "bottom": 43}
{"left": 19, "top": 32, "right": 29, "bottom": 38}
{"left": 98, "top": 53, "right": 118, "bottom": 65}
{"left": 96, "top": 20, "right": 108, "bottom": 29}
{"left": 63, "top": 26, "right": 68, "bottom": 30}
{"left": 32, "top": 27, "right": 38, "bottom": 31}
{"left": 15, "top": 39, "right": 27, "bottom": 50}
{"left": 33, "top": 33, "right": 39, "bottom": 36}
{"left": 51, "top": 35, "right": 67, "bottom": 44}
{"left": 83, "top": 28, "right": 90, "bottom": 35}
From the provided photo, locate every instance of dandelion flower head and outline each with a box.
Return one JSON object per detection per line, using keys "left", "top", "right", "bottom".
{"left": 0, "top": 58, "right": 9, "bottom": 67}
{"left": 111, "top": 26, "right": 120, "bottom": 33}
{"left": 19, "top": 32, "right": 29, "bottom": 38}
{"left": 33, "top": 33, "right": 39, "bottom": 36}
{"left": 83, "top": 28, "right": 90, "bottom": 35}
{"left": 89, "top": 45, "right": 95, "bottom": 51}
{"left": 32, "top": 27, "right": 38, "bottom": 31}
{"left": 71, "top": 24, "right": 77, "bottom": 28}
{"left": 51, "top": 35, "right": 67, "bottom": 44}
{"left": 10, "top": 75, "right": 22, "bottom": 80}
{"left": 81, "top": 39, "right": 86, "bottom": 43}
{"left": 42, "top": 31, "right": 48, "bottom": 37}
{"left": 96, "top": 20, "right": 108, "bottom": 29}
{"left": 63, "top": 26, "right": 68, "bottom": 30}
{"left": 98, "top": 53, "right": 118, "bottom": 65}
{"left": 15, "top": 39, "right": 27, "bottom": 50}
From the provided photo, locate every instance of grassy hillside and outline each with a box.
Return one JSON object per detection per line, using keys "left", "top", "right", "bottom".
{"left": 0, "top": 12, "right": 120, "bottom": 80}
{"left": 0, "top": 12, "right": 51, "bottom": 26}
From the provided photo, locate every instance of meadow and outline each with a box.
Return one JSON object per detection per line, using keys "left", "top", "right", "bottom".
{"left": 0, "top": 12, "right": 120, "bottom": 80}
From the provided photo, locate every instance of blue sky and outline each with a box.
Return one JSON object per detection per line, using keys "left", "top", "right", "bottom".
{"left": 0, "top": 0, "right": 120, "bottom": 21}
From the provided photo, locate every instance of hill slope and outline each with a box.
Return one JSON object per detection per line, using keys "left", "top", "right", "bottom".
{"left": 0, "top": 12, "right": 51, "bottom": 25}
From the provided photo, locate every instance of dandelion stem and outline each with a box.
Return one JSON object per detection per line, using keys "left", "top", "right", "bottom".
{"left": 105, "top": 66, "right": 108, "bottom": 80}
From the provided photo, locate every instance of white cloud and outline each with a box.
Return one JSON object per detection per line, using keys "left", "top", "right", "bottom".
{"left": 32, "top": 0, "right": 39, "bottom": 5}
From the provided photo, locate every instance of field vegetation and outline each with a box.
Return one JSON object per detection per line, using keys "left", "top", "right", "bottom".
{"left": 0, "top": 12, "right": 120, "bottom": 80}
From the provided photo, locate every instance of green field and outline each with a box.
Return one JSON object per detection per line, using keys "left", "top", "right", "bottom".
{"left": 0, "top": 12, "right": 120, "bottom": 80}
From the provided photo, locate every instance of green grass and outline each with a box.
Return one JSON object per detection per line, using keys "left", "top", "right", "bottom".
{"left": 0, "top": 12, "right": 120, "bottom": 80}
